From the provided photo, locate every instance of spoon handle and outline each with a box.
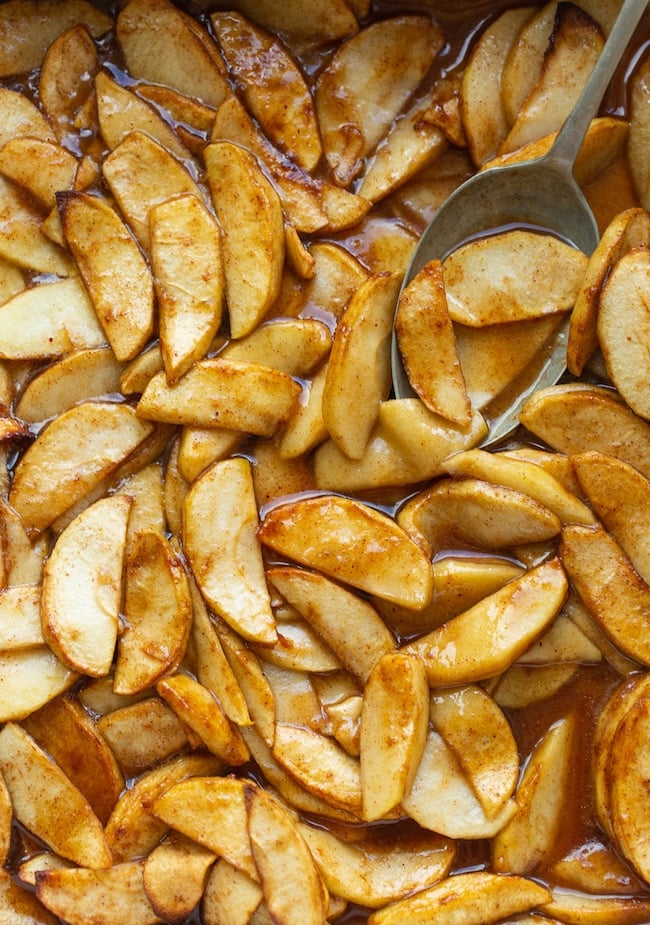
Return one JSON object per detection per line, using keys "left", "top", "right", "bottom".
{"left": 545, "top": 0, "right": 648, "bottom": 173}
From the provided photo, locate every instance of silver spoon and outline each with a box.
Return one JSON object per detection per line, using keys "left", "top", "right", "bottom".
{"left": 391, "top": 0, "right": 649, "bottom": 446}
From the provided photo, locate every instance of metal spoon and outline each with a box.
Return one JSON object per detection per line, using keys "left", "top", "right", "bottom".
{"left": 391, "top": 0, "right": 649, "bottom": 446}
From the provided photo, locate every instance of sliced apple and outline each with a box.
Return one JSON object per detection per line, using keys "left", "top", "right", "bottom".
{"left": 36, "top": 861, "right": 159, "bottom": 925}
{"left": 114, "top": 530, "right": 192, "bottom": 695}
{"left": 395, "top": 259, "right": 471, "bottom": 427}
{"left": 443, "top": 229, "right": 587, "bottom": 326}
{"left": 41, "top": 494, "right": 131, "bottom": 677}
{"left": 149, "top": 192, "right": 224, "bottom": 383}
{"left": 204, "top": 141, "right": 284, "bottom": 339}
{"left": 137, "top": 357, "right": 301, "bottom": 437}
{"left": 560, "top": 523, "right": 650, "bottom": 667}
{"left": 211, "top": 11, "right": 322, "bottom": 171}
{"left": 116, "top": 0, "right": 231, "bottom": 109}
{"left": 322, "top": 272, "right": 401, "bottom": 459}
{"left": 10, "top": 401, "right": 153, "bottom": 533}
{"left": 360, "top": 651, "right": 429, "bottom": 821}
{"left": 183, "top": 457, "right": 276, "bottom": 645}
{"left": 0, "top": 648, "right": 77, "bottom": 723}
{"left": 598, "top": 245, "right": 650, "bottom": 420}
{"left": 259, "top": 493, "right": 433, "bottom": 609}
{"left": 405, "top": 558, "right": 568, "bottom": 685}
{"left": 0, "top": 722, "right": 112, "bottom": 868}
{"left": 314, "top": 16, "right": 444, "bottom": 184}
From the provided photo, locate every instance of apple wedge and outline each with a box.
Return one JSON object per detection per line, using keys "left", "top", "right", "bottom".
{"left": 152, "top": 775, "right": 257, "bottom": 879}
{"left": 443, "top": 229, "right": 587, "bottom": 326}
{"left": 114, "top": 530, "right": 192, "bottom": 695}
{"left": 0, "top": 275, "right": 106, "bottom": 362}
{"left": 39, "top": 23, "right": 99, "bottom": 141}
{"left": 41, "top": 494, "right": 131, "bottom": 677}
{"left": 102, "top": 130, "right": 206, "bottom": 250}
{"left": 0, "top": 0, "right": 110, "bottom": 77}
{"left": 143, "top": 832, "right": 216, "bottom": 924}
{"left": 401, "top": 726, "right": 518, "bottom": 839}
{"left": 493, "top": 715, "right": 575, "bottom": 874}
{"left": 59, "top": 190, "right": 155, "bottom": 362}
{"left": 149, "top": 193, "right": 224, "bottom": 384}
{"left": 429, "top": 685, "right": 519, "bottom": 819}
{"left": 183, "top": 457, "right": 276, "bottom": 645}
{"left": 322, "top": 272, "right": 401, "bottom": 459}
{"left": 501, "top": 4, "right": 603, "bottom": 154}
{"left": 95, "top": 69, "right": 190, "bottom": 160}
{"left": 247, "top": 786, "right": 328, "bottom": 925}
{"left": 267, "top": 566, "right": 395, "bottom": 683}
{"left": 298, "top": 823, "right": 455, "bottom": 910}
{"left": 9, "top": 401, "right": 154, "bottom": 533}
{"left": 460, "top": 6, "right": 536, "bottom": 165}
{"left": 568, "top": 207, "right": 650, "bottom": 376}
{"left": 560, "top": 523, "right": 650, "bottom": 667}
{"left": 0, "top": 175, "right": 72, "bottom": 276}
{"left": 0, "top": 137, "right": 77, "bottom": 212}
{"left": 367, "top": 870, "right": 549, "bottom": 925}
{"left": 116, "top": 0, "right": 231, "bottom": 109}
{"left": 597, "top": 245, "right": 650, "bottom": 420}
{"left": 571, "top": 451, "right": 650, "bottom": 584}
{"left": 628, "top": 52, "right": 650, "bottom": 209}
{"left": 105, "top": 753, "right": 223, "bottom": 864}
{"left": 35, "top": 861, "right": 160, "bottom": 925}
{"left": 404, "top": 558, "right": 568, "bottom": 685}
{"left": 314, "top": 16, "right": 444, "bottom": 184}
{"left": 259, "top": 493, "right": 433, "bottom": 609}
{"left": 0, "top": 648, "right": 77, "bottom": 723}
{"left": 204, "top": 141, "right": 284, "bottom": 339}
{"left": 0, "top": 722, "right": 112, "bottom": 869}
{"left": 360, "top": 652, "right": 429, "bottom": 821}
{"left": 211, "top": 12, "right": 322, "bottom": 171}
{"left": 520, "top": 384, "right": 650, "bottom": 479}
{"left": 15, "top": 347, "right": 125, "bottom": 424}
{"left": 137, "top": 358, "right": 301, "bottom": 436}
{"left": 395, "top": 260, "right": 471, "bottom": 426}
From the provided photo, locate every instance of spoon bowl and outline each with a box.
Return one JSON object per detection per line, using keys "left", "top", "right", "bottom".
{"left": 391, "top": 0, "right": 649, "bottom": 446}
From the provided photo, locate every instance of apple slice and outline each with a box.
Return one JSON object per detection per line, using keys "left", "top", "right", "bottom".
{"left": 59, "top": 190, "right": 155, "bottom": 362}
{"left": 137, "top": 358, "right": 301, "bottom": 436}
{"left": 102, "top": 130, "right": 206, "bottom": 250}
{"left": 520, "top": 384, "right": 650, "bottom": 479}
{"left": 405, "top": 558, "right": 568, "bottom": 684}
{"left": 211, "top": 12, "right": 322, "bottom": 171}
{"left": 396, "top": 260, "right": 471, "bottom": 426}
{"left": 367, "top": 870, "right": 549, "bottom": 925}
{"left": 39, "top": 23, "right": 99, "bottom": 141}
{"left": 0, "top": 648, "right": 77, "bottom": 723}
{"left": 204, "top": 141, "right": 284, "bottom": 339}
{"left": 259, "top": 493, "right": 433, "bottom": 609}
{"left": 10, "top": 401, "right": 154, "bottom": 533}
{"left": 149, "top": 193, "right": 224, "bottom": 383}
{"left": 95, "top": 69, "right": 190, "bottom": 160}
{"left": 571, "top": 451, "right": 650, "bottom": 584}
{"left": 116, "top": 0, "right": 231, "bottom": 109}
{"left": 560, "top": 523, "right": 650, "bottom": 666}
{"left": 314, "top": 16, "right": 444, "bottom": 184}
{"left": 143, "top": 832, "right": 216, "bottom": 924}
{"left": 41, "top": 494, "right": 131, "bottom": 676}
{"left": 0, "top": 722, "right": 111, "bottom": 869}
{"left": 267, "top": 566, "right": 394, "bottom": 683}
{"left": 598, "top": 245, "right": 650, "bottom": 420}
{"left": 15, "top": 347, "right": 124, "bottom": 423}
{"left": 0, "top": 276, "right": 106, "bottom": 362}
{"left": 114, "top": 530, "right": 192, "bottom": 695}
{"left": 0, "top": 0, "right": 110, "bottom": 77}
{"left": 298, "top": 822, "right": 455, "bottom": 910}
{"left": 360, "top": 652, "right": 429, "bottom": 821}
{"left": 247, "top": 786, "right": 327, "bottom": 925}
{"left": 183, "top": 457, "right": 276, "bottom": 645}
{"left": 322, "top": 272, "right": 401, "bottom": 459}
{"left": 36, "top": 861, "right": 159, "bottom": 925}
